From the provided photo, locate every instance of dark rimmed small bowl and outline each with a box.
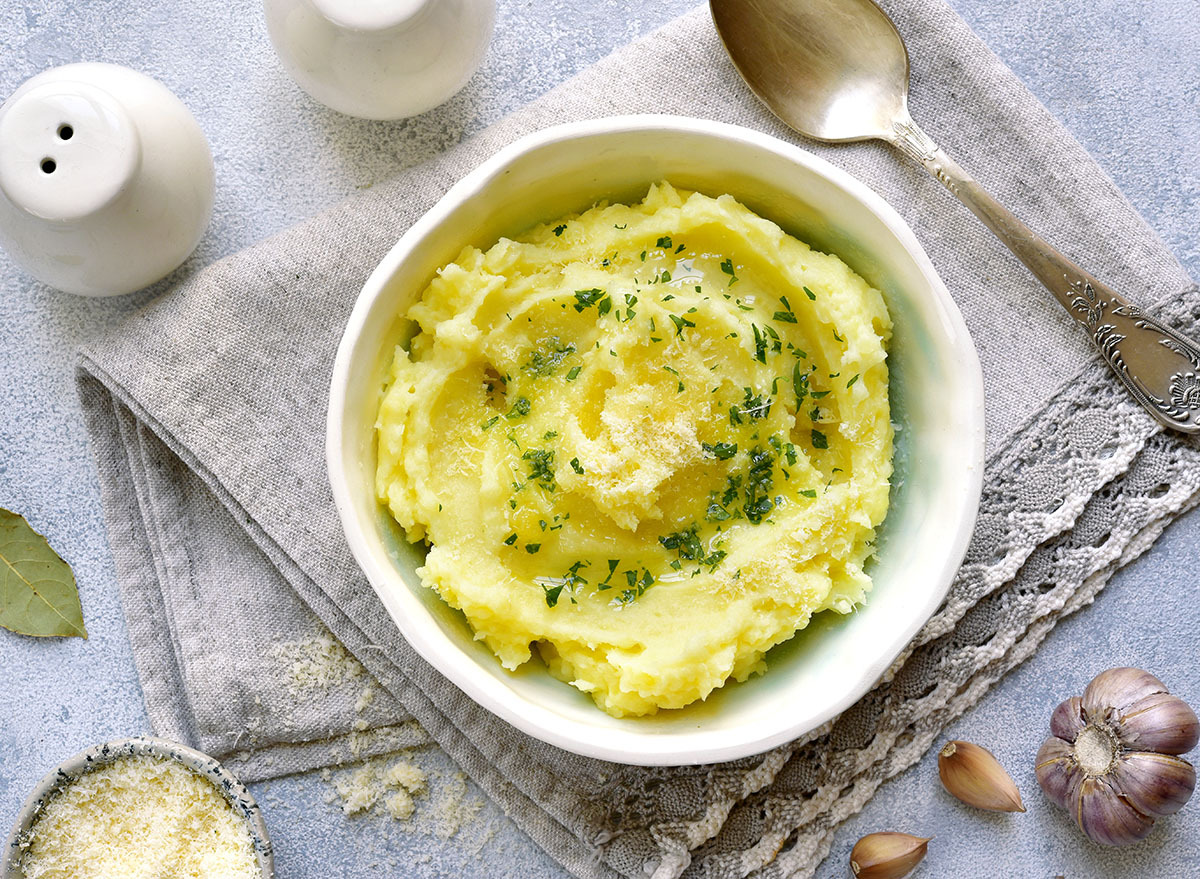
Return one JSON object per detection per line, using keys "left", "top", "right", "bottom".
{"left": 3, "top": 736, "right": 274, "bottom": 879}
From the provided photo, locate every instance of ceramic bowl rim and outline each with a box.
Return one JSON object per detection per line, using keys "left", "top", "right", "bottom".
{"left": 326, "top": 113, "right": 986, "bottom": 765}
{"left": 2, "top": 735, "right": 274, "bottom": 879}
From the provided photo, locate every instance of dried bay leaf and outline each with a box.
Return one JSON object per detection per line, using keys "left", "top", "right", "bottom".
{"left": 0, "top": 508, "right": 87, "bottom": 638}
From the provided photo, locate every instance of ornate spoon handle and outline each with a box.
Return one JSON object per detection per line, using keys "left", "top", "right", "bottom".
{"left": 891, "top": 116, "right": 1200, "bottom": 434}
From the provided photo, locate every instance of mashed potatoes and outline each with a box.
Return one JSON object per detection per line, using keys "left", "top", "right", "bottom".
{"left": 376, "top": 183, "right": 892, "bottom": 716}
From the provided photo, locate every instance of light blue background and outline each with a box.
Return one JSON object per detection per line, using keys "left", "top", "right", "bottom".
{"left": 2, "top": 1, "right": 1198, "bottom": 876}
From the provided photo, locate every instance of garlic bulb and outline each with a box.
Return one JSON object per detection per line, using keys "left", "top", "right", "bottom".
{"left": 1035, "top": 667, "right": 1199, "bottom": 846}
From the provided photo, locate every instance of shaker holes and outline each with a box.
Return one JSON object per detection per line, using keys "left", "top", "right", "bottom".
{"left": 40, "top": 158, "right": 56, "bottom": 174}
{"left": 57, "top": 124, "right": 73, "bottom": 140}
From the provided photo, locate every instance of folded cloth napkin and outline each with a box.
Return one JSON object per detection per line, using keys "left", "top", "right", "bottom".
{"left": 76, "top": 1, "right": 1200, "bottom": 876}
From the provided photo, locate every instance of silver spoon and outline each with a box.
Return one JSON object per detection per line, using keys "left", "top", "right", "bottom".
{"left": 710, "top": 0, "right": 1200, "bottom": 433}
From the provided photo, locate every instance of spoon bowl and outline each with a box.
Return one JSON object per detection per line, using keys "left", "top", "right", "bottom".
{"left": 712, "top": 0, "right": 909, "bottom": 142}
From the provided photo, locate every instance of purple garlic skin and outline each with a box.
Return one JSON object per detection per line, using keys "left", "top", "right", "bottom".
{"left": 1036, "top": 667, "right": 1199, "bottom": 846}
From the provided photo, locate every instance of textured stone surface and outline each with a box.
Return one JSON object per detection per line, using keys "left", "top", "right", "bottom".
{"left": 1, "top": 1, "right": 1197, "bottom": 876}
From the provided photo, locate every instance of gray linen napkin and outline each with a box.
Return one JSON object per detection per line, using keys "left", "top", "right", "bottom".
{"left": 75, "top": 1, "right": 1200, "bottom": 877}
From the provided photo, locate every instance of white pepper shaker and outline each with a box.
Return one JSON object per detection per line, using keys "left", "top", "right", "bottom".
{"left": 0, "top": 63, "right": 215, "bottom": 297}
{"left": 263, "top": 0, "right": 496, "bottom": 120}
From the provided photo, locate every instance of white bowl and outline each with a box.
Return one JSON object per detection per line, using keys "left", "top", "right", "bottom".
{"left": 327, "top": 115, "right": 985, "bottom": 765}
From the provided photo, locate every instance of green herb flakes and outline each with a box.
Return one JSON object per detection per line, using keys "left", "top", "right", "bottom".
{"left": 669, "top": 314, "right": 695, "bottom": 336}
{"left": 720, "top": 257, "right": 738, "bottom": 286}
{"left": 702, "top": 441, "right": 738, "bottom": 460}
{"left": 743, "top": 446, "right": 776, "bottom": 523}
{"left": 522, "top": 449, "right": 557, "bottom": 492}
{"left": 522, "top": 338, "right": 577, "bottom": 376}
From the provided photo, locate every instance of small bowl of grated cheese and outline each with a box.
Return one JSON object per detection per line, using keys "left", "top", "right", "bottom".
{"left": 3, "top": 736, "right": 273, "bottom": 879}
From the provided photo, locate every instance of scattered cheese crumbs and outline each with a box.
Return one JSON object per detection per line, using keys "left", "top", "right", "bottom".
{"left": 327, "top": 756, "right": 428, "bottom": 818}
{"left": 383, "top": 761, "right": 426, "bottom": 794}
{"left": 271, "top": 631, "right": 366, "bottom": 696}
{"left": 19, "top": 755, "right": 260, "bottom": 879}
{"left": 433, "top": 771, "right": 482, "bottom": 840}
{"left": 354, "top": 683, "right": 376, "bottom": 713}
{"left": 384, "top": 790, "right": 415, "bottom": 820}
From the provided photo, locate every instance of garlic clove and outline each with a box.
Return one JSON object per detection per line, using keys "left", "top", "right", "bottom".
{"left": 1082, "top": 667, "right": 1167, "bottom": 719}
{"left": 938, "top": 740, "right": 1025, "bottom": 812}
{"left": 849, "top": 831, "right": 930, "bottom": 879}
{"left": 1111, "top": 752, "right": 1197, "bottom": 818}
{"left": 1050, "top": 696, "right": 1087, "bottom": 741}
{"left": 1034, "top": 736, "right": 1076, "bottom": 809}
{"left": 1116, "top": 692, "right": 1200, "bottom": 755}
{"left": 1073, "top": 775, "right": 1155, "bottom": 847}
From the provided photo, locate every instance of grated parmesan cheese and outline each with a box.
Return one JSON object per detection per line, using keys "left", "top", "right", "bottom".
{"left": 19, "top": 755, "right": 261, "bottom": 879}
{"left": 270, "top": 631, "right": 365, "bottom": 696}
{"left": 326, "top": 755, "right": 427, "bottom": 818}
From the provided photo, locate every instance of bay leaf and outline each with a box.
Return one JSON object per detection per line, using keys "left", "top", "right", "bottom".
{"left": 0, "top": 508, "right": 87, "bottom": 639}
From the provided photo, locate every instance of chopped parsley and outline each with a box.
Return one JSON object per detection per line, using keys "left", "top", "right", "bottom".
{"left": 792, "top": 361, "right": 809, "bottom": 408}
{"left": 570, "top": 457, "right": 585, "bottom": 474}
{"left": 540, "top": 560, "right": 590, "bottom": 607}
{"left": 481, "top": 415, "right": 500, "bottom": 430}
{"left": 522, "top": 337, "right": 577, "bottom": 376}
{"left": 669, "top": 313, "right": 696, "bottom": 336}
{"left": 656, "top": 235, "right": 673, "bottom": 249}
{"left": 743, "top": 445, "right": 775, "bottom": 523}
{"left": 720, "top": 257, "right": 738, "bottom": 286}
{"left": 740, "top": 387, "right": 771, "bottom": 419}
{"left": 847, "top": 373, "right": 860, "bottom": 388}
{"left": 565, "top": 365, "right": 582, "bottom": 381}
{"left": 660, "top": 525, "right": 726, "bottom": 572}
{"left": 811, "top": 429, "right": 829, "bottom": 450}
{"left": 702, "top": 441, "right": 738, "bottom": 460}
{"left": 506, "top": 396, "right": 531, "bottom": 419}
{"left": 503, "top": 533, "right": 518, "bottom": 545}
{"left": 773, "top": 295, "right": 798, "bottom": 323}
{"left": 525, "top": 543, "right": 541, "bottom": 554}
{"left": 573, "top": 288, "right": 612, "bottom": 315}
{"left": 522, "top": 448, "right": 557, "bottom": 492}
{"left": 553, "top": 224, "right": 567, "bottom": 237}
{"left": 803, "top": 285, "right": 816, "bottom": 300}
{"left": 752, "top": 324, "right": 768, "bottom": 364}
{"left": 617, "top": 568, "right": 656, "bottom": 605}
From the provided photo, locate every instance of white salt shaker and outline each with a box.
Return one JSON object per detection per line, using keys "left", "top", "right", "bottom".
{"left": 263, "top": 0, "right": 496, "bottom": 120}
{"left": 0, "top": 63, "right": 215, "bottom": 298}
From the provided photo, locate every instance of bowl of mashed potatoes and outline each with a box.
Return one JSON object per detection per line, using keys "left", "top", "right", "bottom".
{"left": 327, "top": 115, "right": 985, "bottom": 765}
